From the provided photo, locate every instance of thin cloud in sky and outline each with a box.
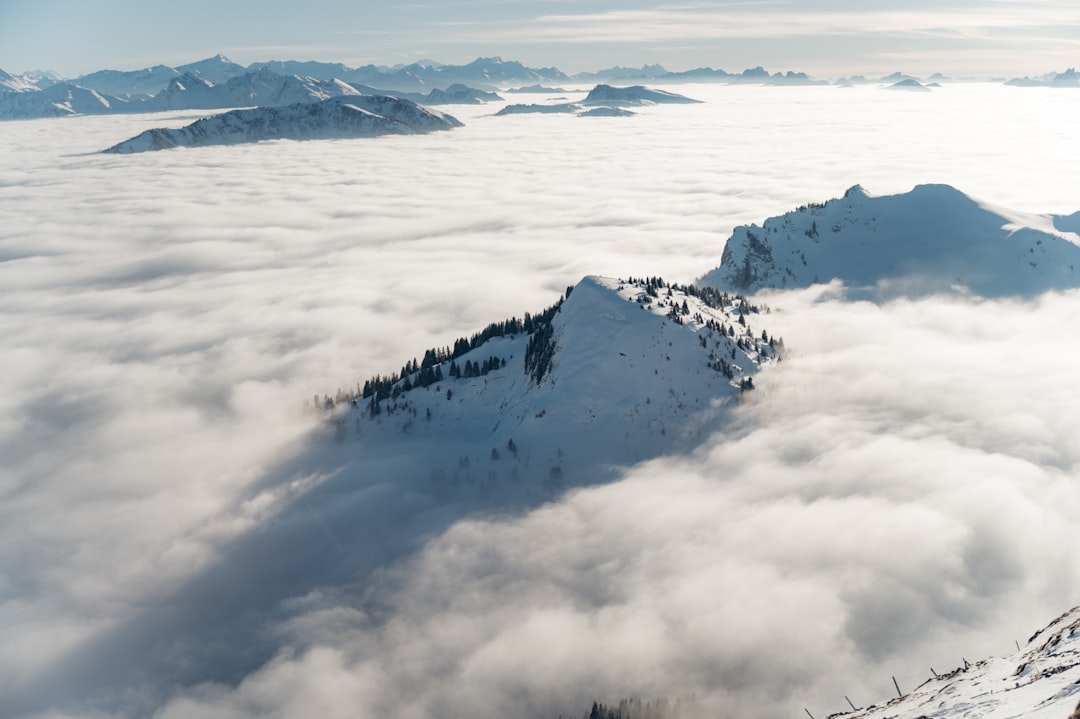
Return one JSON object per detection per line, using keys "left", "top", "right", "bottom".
{"left": 465, "top": 4, "right": 1080, "bottom": 44}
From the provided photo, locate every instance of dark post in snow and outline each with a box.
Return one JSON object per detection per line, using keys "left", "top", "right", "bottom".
{"left": 804, "top": 708, "right": 815, "bottom": 719}
{"left": 845, "top": 696, "right": 858, "bottom": 711}
{"left": 892, "top": 676, "right": 903, "bottom": 698}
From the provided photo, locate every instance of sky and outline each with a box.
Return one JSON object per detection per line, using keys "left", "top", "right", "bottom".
{"left": 1, "top": 0, "right": 1079, "bottom": 79}
{"left": 1, "top": 84, "right": 1080, "bottom": 718}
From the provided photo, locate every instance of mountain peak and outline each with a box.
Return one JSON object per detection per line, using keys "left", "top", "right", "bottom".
{"left": 325, "top": 274, "right": 780, "bottom": 500}
{"left": 699, "top": 185, "right": 1080, "bottom": 298}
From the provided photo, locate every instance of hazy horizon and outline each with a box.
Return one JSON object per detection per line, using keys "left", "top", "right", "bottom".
{"left": 2, "top": 0, "right": 1078, "bottom": 79}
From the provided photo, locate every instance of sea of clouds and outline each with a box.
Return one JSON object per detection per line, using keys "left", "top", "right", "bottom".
{"left": 1, "top": 83, "right": 1079, "bottom": 718}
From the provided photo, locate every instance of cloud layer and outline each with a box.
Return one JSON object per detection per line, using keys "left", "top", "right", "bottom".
{"left": 151, "top": 286, "right": 1080, "bottom": 719}
{"left": 0, "top": 85, "right": 1078, "bottom": 717}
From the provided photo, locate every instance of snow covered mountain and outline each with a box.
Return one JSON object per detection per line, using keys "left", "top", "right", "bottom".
{"left": 325, "top": 276, "right": 779, "bottom": 501}
{"left": 102, "top": 95, "right": 462, "bottom": 153}
{"left": 0, "top": 67, "right": 37, "bottom": 92}
{"left": 420, "top": 83, "right": 502, "bottom": 104}
{"left": 824, "top": 606, "right": 1080, "bottom": 719}
{"left": 1, "top": 64, "right": 501, "bottom": 119}
{"left": 344, "top": 56, "right": 571, "bottom": 92}
{"left": 581, "top": 84, "right": 702, "bottom": 106}
{"left": 175, "top": 54, "right": 248, "bottom": 84}
{"left": 144, "top": 66, "right": 363, "bottom": 111}
{"left": 75, "top": 64, "right": 180, "bottom": 98}
{"left": 0, "top": 82, "right": 126, "bottom": 119}
{"left": 72, "top": 55, "right": 246, "bottom": 97}
{"left": 698, "top": 184, "right": 1080, "bottom": 298}
{"left": 247, "top": 59, "right": 354, "bottom": 82}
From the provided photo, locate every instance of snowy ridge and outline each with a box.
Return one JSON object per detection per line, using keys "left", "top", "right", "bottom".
{"left": 830, "top": 606, "right": 1080, "bottom": 719}
{"left": 0, "top": 67, "right": 37, "bottom": 92}
{"left": 0, "top": 82, "right": 123, "bottom": 119}
{"left": 75, "top": 64, "right": 180, "bottom": 98}
{"left": 102, "top": 95, "right": 462, "bottom": 153}
{"left": 1, "top": 65, "right": 502, "bottom": 119}
{"left": 699, "top": 184, "right": 1080, "bottom": 298}
{"left": 323, "top": 276, "right": 781, "bottom": 501}
{"left": 144, "top": 66, "right": 364, "bottom": 111}
{"left": 580, "top": 84, "right": 702, "bottom": 106}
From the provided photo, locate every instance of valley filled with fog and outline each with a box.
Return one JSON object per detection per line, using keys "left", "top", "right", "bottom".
{"left": 2, "top": 83, "right": 1080, "bottom": 718}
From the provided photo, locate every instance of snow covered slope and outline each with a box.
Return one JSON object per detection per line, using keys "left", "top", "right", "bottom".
{"left": 831, "top": 606, "right": 1080, "bottom": 719}
{"left": 699, "top": 184, "right": 1080, "bottom": 298}
{"left": 144, "top": 67, "right": 363, "bottom": 111}
{"left": 328, "top": 276, "right": 780, "bottom": 502}
{"left": 75, "top": 64, "right": 180, "bottom": 98}
{"left": 0, "top": 67, "right": 37, "bottom": 92}
{"left": 0, "top": 82, "right": 125, "bottom": 119}
{"left": 102, "top": 95, "right": 462, "bottom": 153}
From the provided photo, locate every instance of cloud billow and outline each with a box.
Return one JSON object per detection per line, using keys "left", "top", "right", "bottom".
{"left": 150, "top": 288, "right": 1080, "bottom": 719}
{"left": 0, "top": 86, "right": 1078, "bottom": 718}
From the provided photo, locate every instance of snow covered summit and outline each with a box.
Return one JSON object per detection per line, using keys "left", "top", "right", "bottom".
{"left": 699, "top": 184, "right": 1080, "bottom": 298}
{"left": 102, "top": 95, "right": 462, "bottom": 153}
{"left": 326, "top": 275, "right": 781, "bottom": 501}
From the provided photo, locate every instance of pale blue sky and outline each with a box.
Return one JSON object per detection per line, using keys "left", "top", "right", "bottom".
{"left": 1, "top": 0, "right": 1078, "bottom": 78}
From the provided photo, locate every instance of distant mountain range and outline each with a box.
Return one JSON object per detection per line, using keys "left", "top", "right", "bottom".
{"left": 1005, "top": 68, "right": 1080, "bottom": 87}
{"left": 4, "top": 53, "right": 1078, "bottom": 106}
{"left": 0, "top": 64, "right": 509, "bottom": 120}
{"left": 20, "top": 53, "right": 1074, "bottom": 121}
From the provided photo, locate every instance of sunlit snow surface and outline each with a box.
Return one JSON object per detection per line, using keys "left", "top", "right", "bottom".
{"left": 2, "top": 84, "right": 1080, "bottom": 719}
